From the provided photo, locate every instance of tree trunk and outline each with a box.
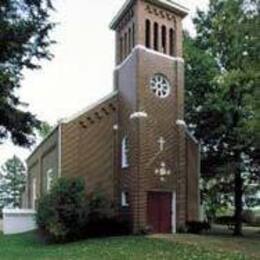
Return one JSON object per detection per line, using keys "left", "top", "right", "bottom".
{"left": 233, "top": 168, "right": 243, "bottom": 236}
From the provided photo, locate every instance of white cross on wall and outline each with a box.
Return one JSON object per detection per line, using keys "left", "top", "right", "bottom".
{"left": 158, "top": 137, "right": 166, "bottom": 152}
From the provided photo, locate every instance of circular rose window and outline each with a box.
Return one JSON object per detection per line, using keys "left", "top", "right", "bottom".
{"left": 150, "top": 74, "right": 171, "bottom": 98}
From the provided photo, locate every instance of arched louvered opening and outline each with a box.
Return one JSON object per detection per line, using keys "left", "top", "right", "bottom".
{"left": 161, "top": 25, "right": 167, "bottom": 54}
{"left": 145, "top": 19, "right": 151, "bottom": 48}
{"left": 124, "top": 32, "right": 127, "bottom": 58}
{"left": 153, "top": 22, "right": 159, "bottom": 51}
{"left": 169, "top": 28, "right": 175, "bottom": 56}
{"left": 120, "top": 37, "right": 123, "bottom": 61}
{"left": 128, "top": 27, "right": 132, "bottom": 53}
{"left": 132, "top": 23, "right": 135, "bottom": 48}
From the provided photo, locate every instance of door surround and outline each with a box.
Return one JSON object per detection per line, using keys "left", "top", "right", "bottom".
{"left": 147, "top": 191, "right": 176, "bottom": 234}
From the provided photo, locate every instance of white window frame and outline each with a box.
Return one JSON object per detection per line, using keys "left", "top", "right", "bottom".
{"left": 121, "top": 136, "right": 129, "bottom": 168}
{"left": 121, "top": 192, "right": 129, "bottom": 207}
{"left": 46, "top": 169, "right": 53, "bottom": 192}
{"left": 32, "top": 178, "right": 37, "bottom": 209}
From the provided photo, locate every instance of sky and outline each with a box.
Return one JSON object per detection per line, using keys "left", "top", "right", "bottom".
{"left": 0, "top": 0, "right": 209, "bottom": 166}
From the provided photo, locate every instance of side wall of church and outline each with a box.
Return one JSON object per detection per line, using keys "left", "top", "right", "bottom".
{"left": 60, "top": 95, "right": 118, "bottom": 201}
{"left": 114, "top": 50, "right": 139, "bottom": 228}
{"left": 186, "top": 133, "right": 200, "bottom": 221}
{"left": 26, "top": 128, "right": 59, "bottom": 208}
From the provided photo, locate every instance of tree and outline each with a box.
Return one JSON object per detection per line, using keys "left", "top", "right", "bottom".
{"left": 187, "top": 0, "right": 260, "bottom": 235}
{"left": 0, "top": 156, "right": 26, "bottom": 208}
{"left": 0, "top": 0, "right": 55, "bottom": 148}
{"left": 37, "top": 121, "right": 53, "bottom": 139}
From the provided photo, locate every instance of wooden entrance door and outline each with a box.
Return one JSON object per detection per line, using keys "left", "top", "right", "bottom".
{"left": 147, "top": 192, "right": 172, "bottom": 233}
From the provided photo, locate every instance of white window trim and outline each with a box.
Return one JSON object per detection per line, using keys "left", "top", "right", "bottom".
{"left": 172, "top": 192, "right": 176, "bottom": 234}
{"left": 121, "top": 192, "right": 129, "bottom": 207}
{"left": 46, "top": 169, "right": 53, "bottom": 192}
{"left": 32, "top": 178, "right": 37, "bottom": 209}
{"left": 121, "top": 136, "right": 129, "bottom": 168}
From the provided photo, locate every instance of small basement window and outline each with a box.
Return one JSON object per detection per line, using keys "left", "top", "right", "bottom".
{"left": 121, "top": 192, "right": 129, "bottom": 207}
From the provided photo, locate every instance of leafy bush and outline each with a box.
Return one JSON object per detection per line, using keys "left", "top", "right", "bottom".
{"left": 36, "top": 178, "right": 89, "bottom": 242}
{"left": 86, "top": 192, "right": 130, "bottom": 237}
{"left": 36, "top": 178, "right": 130, "bottom": 243}
{"left": 186, "top": 221, "right": 211, "bottom": 234}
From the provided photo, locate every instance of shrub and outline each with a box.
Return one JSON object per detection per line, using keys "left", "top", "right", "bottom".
{"left": 36, "top": 178, "right": 89, "bottom": 243}
{"left": 36, "top": 178, "right": 130, "bottom": 243}
{"left": 186, "top": 221, "right": 211, "bottom": 234}
{"left": 86, "top": 192, "right": 130, "bottom": 237}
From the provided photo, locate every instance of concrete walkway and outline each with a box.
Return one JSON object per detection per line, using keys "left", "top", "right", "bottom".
{"left": 0, "top": 219, "right": 2, "bottom": 232}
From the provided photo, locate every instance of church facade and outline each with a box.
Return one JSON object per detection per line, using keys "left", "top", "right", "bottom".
{"left": 25, "top": 0, "right": 200, "bottom": 234}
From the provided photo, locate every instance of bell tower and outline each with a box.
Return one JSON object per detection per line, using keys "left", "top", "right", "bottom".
{"left": 110, "top": 0, "right": 188, "bottom": 65}
{"left": 111, "top": 0, "right": 198, "bottom": 233}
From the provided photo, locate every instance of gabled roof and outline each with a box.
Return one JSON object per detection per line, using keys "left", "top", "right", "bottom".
{"left": 61, "top": 91, "right": 118, "bottom": 124}
{"left": 110, "top": 0, "right": 189, "bottom": 30}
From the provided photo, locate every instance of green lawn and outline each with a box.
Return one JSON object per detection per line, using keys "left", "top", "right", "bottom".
{"left": 0, "top": 232, "right": 253, "bottom": 260}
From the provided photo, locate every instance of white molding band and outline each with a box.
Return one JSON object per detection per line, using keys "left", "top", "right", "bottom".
{"left": 130, "top": 111, "right": 148, "bottom": 119}
{"left": 115, "top": 45, "right": 184, "bottom": 71}
{"left": 176, "top": 119, "right": 186, "bottom": 127}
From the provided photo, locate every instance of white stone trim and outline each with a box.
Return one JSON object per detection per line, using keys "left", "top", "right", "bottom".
{"left": 176, "top": 119, "right": 186, "bottom": 127}
{"left": 130, "top": 111, "right": 148, "bottom": 119}
{"left": 172, "top": 192, "right": 176, "bottom": 233}
{"left": 61, "top": 91, "right": 118, "bottom": 124}
{"left": 115, "top": 45, "right": 184, "bottom": 71}
{"left": 113, "top": 124, "right": 119, "bottom": 130}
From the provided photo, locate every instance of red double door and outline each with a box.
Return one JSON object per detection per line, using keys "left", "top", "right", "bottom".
{"left": 147, "top": 192, "right": 172, "bottom": 233}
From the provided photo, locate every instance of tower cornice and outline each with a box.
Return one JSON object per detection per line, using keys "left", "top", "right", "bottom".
{"left": 110, "top": 0, "right": 189, "bottom": 30}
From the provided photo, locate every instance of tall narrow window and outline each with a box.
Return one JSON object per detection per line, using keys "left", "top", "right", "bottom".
{"left": 128, "top": 27, "right": 132, "bottom": 53}
{"left": 124, "top": 32, "right": 127, "bottom": 58}
{"left": 169, "top": 28, "right": 175, "bottom": 56}
{"left": 132, "top": 23, "right": 135, "bottom": 48}
{"left": 161, "top": 25, "right": 167, "bottom": 54}
{"left": 153, "top": 22, "right": 159, "bottom": 51}
{"left": 145, "top": 19, "right": 151, "bottom": 48}
{"left": 121, "top": 136, "right": 129, "bottom": 168}
{"left": 32, "top": 178, "right": 36, "bottom": 209}
{"left": 46, "top": 168, "right": 53, "bottom": 192}
{"left": 120, "top": 37, "right": 123, "bottom": 61}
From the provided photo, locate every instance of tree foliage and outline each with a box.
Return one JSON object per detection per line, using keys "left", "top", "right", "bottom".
{"left": 0, "top": 0, "right": 55, "bottom": 147}
{"left": 37, "top": 121, "right": 53, "bottom": 139}
{"left": 0, "top": 155, "right": 26, "bottom": 209}
{"left": 185, "top": 0, "right": 260, "bottom": 235}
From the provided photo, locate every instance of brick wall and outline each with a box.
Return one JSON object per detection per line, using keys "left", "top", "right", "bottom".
{"left": 60, "top": 94, "right": 118, "bottom": 200}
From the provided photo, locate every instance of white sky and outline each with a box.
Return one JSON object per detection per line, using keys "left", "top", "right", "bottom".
{"left": 0, "top": 0, "right": 209, "bottom": 166}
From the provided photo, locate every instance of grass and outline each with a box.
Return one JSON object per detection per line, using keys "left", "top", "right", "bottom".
{"left": 0, "top": 231, "right": 254, "bottom": 260}
{"left": 153, "top": 225, "right": 260, "bottom": 260}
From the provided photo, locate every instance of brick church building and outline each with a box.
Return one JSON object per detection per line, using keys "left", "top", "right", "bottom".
{"left": 25, "top": 0, "right": 200, "bottom": 234}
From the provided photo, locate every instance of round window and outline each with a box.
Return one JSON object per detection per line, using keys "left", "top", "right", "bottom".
{"left": 150, "top": 74, "right": 171, "bottom": 98}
